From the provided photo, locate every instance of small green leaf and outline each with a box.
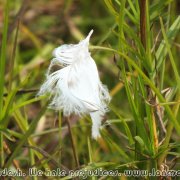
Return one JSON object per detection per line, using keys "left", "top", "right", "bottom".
{"left": 134, "top": 136, "right": 145, "bottom": 150}
{"left": 0, "top": 128, "right": 16, "bottom": 142}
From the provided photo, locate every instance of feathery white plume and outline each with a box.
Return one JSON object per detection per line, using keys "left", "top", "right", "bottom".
{"left": 38, "top": 30, "right": 111, "bottom": 139}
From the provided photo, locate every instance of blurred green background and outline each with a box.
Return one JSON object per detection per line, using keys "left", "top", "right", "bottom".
{"left": 0, "top": 0, "right": 180, "bottom": 179}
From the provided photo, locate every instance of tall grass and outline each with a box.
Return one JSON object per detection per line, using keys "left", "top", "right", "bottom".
{"left": 0, "top": 0, "right": 9, "bottom": 168}
{"left": 0, "top": 0, "right": 179, "bottom": 179}
{"left": 102, "top": 0, "right": 180, "bottom": 174}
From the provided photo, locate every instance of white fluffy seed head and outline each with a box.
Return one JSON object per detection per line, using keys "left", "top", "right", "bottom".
{"left": 38, "top": 30, "right": 111, "bottom": 139}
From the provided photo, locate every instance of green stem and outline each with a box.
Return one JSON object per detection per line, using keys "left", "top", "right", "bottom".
{"left": 0, "top": 0, "right": 9, "bottom": 118}
{"left": 5, "top": 103, "right": 48, "bottom": 168}
{"left": 158, "top": 93, "right": 180, "bottom": 167}
{"left": 66, "top": 117, "right": 80, "bottom": 169}
{"left": 0, "top": 0, "right": 9, "bottom": 168}
{"left": 160, "top": 17, "right": 180, "bottom": 92}
{"left": 58, "top": 111, "right": 62, "bottom": 165}
{"left": 139, "top": 0, "right": 158, "bottom": 170}
{"left": 91, "top": 45, "right": 180, "bottom": 133}
{"left": 0, "top": 134, "right": 4, "bottom": 167}
{"left": 8, "top": 19, "right": 20, "bottom": 91}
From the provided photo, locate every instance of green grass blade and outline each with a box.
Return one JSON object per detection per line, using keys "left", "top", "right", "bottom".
{"left": 109, "top": 104, "right": 134, "bottom": 145}
{"left": 127, "top": 0, "right": 138, "bottom": 18}
{"left": 160, "top": 17, "right": 180, "bottom": 91}
{"left": 0, "top": 0, "right": 9, "bottom": 120}
{"left": 91, "top": 45, "right": 180, "bottom": 133}
{"left": 102, "top": 130, "right": 130, "bottom": 161}
{"left": 0, "top": 0, "right": 9, "bottom": 166}
{"left": 5, "top": 102, "right": 48, "bottom": 168}
{"left": 11, "top": 95, "right": 47, "bottom": 113}
{"left": 156, "top": 16, "right": 180, "bottom": 70}
{"left": 1, "top": 75, "right": 30, "bottom": 127}
{"left": 104, "top": 0, "right": 118, "bottom": 17}
{"left": 150, "top": 0, "right": 173, "bottom": 21}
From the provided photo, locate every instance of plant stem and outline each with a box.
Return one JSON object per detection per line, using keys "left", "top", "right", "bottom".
{"left": 139, "top": 0, "right": 158, "bottom": 166}
{"left": 58, "top": 111, "right": 62, "bottom": 165}
{"left": 139, "top": 0, "right": 146, "bottom": 49}
{"left": 8, "top": 19, "right": 20, "bottom": 91}
{"left": 3, "top": 141, "right": 20, "bottom": 168}
{"left": 66, "top": 117, "right": 80, "bottom": 169}
{"left": 5, "top": 102, "right": 48, "bottom": 168}
{"left": 0, "top": 0, "right": 9, "bottom": 118}
{"left": 158, "top": 93, "right": 180, "bottom": 167}
{"left": 0, "top": 134, "right": 4, "bottom": 167}
{"left": 0, "top": 0, "right": 9, "bottom": 168}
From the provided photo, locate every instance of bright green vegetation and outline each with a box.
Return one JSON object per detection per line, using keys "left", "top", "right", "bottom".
{"left": 0, "top": 0, "right": 179, "bottom": 179}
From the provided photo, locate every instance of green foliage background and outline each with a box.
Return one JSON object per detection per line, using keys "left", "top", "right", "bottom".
{"left": 0, "top": 0, "right": 179, "bottom": 179}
